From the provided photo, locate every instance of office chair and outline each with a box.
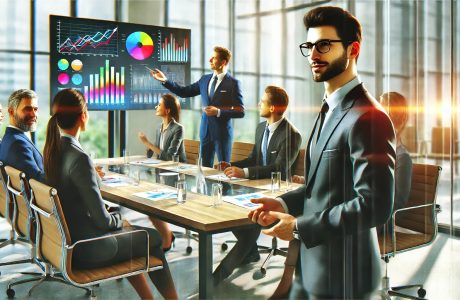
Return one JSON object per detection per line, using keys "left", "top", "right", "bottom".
{"left": 379, "top": 163, "right": 442, "bottom": 300}
{"left": 10, "top": 178, "right": 164, "bottom": 299}
{"left": 0, "top": 162, "right": 34, "bottom": 272}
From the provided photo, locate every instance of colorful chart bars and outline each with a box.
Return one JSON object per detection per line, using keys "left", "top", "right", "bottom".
{"left": 84, "top": 59, "right": 125, "bottom": 106}
{"left": 159, "top": 33, "right": 188, "bottom": 63}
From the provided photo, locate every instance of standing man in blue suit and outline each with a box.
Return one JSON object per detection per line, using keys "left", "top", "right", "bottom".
{"left": 0, "top": 89, "right": 45, "bottom": 182}
{"left": 150, "top": 46, "right": 245, "bottom": 167}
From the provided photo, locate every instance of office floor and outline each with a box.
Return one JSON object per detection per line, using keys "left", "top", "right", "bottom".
{"left": 0, "top": 207, "right": 459, "bottom": 300}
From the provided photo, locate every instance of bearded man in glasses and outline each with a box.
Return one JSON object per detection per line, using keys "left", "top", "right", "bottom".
{"left": 248, "top": 6, "right": 396, "bottom": 299}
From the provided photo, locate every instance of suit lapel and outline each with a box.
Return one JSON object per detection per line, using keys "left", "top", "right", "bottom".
{"left": 256, "top": 121, "right": 267, "bottom": 165}
{"left": 305, "top": 85, "right": 363, "bottom": 189}
{"left": 17, "top": 129, "right": 43, "bottom": 159}
{"left": 266, "top": 119, "right": 286, "bottom": 163}
{"left": 304, "top": 114, "right": 320, "bottom": 178}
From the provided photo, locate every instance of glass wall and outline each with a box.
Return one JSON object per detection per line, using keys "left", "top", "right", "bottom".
{"left": 0, "top": 0, "right": 459, "bottom": 231}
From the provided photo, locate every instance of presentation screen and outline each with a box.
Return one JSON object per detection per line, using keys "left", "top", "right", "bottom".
{"left": 49, "top": 15, "right": 191, "bottom": 111}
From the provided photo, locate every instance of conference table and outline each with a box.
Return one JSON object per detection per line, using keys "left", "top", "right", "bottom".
{"left": 94, "top": 156, "right": 298, "bottom": 299}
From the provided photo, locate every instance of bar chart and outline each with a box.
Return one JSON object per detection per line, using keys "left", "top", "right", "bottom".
{"left": 158, "top": 31, "right": 189, "bottom": 63}
{"left": 83, "top": 59, "right": 125, "bottom": 107}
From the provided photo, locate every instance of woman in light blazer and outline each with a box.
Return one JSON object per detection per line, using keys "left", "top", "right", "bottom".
{"left": 138, "top": 94, "right": 186, "bottom": 251}
{"left": 44, "top": 89, "right": 178, "bottom": 299}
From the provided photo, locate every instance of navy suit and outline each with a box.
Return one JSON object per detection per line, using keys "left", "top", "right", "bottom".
{"left": 0, "top": 127, "right": 45, "bottom": 182}
{"left": 163, "top": 72, "right": 244, "bottom": 167}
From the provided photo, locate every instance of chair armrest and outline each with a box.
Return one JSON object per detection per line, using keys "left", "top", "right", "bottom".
{"left": 67, "top": 228, "right": 151, "bottom": 272}
{"left": 393, "top": 202, "right": 435, "bottom": 224}
{"left": 66, "top": 228, "right": 149, "bottom": 251}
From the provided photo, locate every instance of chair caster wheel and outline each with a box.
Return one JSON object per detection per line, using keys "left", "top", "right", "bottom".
{"left": 221, "top": 243, "right": 228, "bottom": 251}
{"left": 186, "top": 246, "right": 192, "bottom": 254}
{"left": 6, "top": 288, "right": 15, "bottom": 298}
{"left": 252, "top": 268, "right": 266, "bottom": 280}
{"left": 85, "top": 289, "right": 92, "bottom": 296}
{"left": 417, "top": 288, "right": 426, "bottom": 298}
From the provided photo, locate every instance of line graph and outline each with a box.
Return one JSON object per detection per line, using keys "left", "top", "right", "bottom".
{"left": 57, "top": 20, "right": 119, "bottom": 56}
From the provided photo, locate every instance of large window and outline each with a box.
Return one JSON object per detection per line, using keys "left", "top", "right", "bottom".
{"left": 1, "top": 0, "right": 459, "bottom": 231}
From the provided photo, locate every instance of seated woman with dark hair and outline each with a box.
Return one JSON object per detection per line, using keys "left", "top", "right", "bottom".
{"left": 380, "top": 91, "right": 413, "bottom": 225}
{"left": 138, "top": 94, "right": 186, "bottom": 162}
{"left": 138, "top": 94, "right": 186, "bottom": 251}
{"left": 44, "top": 88, "right": 178, "bottom": 299}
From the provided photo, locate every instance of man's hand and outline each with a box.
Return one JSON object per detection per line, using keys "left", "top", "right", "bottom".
{"left": 223, "top": 166, "right": 245, "bottom": 178}
{"left": 138, "top": 132, "right": 148, "bottom": 144}
{"left": 214, "top": 161, "right": 231, "bottom": 171}
{"left": 150, "top": 68, "right": 167, "bottom": 82}
{"left": 261, "top": 211, "right": 296, "bottom": 241}
{"left": 248, "top": 197, "right": 285, "bottom": 227}
{"left": 292, "top": 175, "right": 305, "bottom": 184}
{"left": 203, "top": 106, "right": 219, "bottom": 116}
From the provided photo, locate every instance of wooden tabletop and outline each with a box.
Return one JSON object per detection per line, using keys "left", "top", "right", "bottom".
{"left": 98, "top": 156, "right": 302, "bottom": 233}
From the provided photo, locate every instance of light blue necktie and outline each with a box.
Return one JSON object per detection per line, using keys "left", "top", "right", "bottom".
{"left": 261, "top": 126, "right": 270, "bottom": 166}
{"left": 209, "top": 76, "right": 218, "bottom": 99}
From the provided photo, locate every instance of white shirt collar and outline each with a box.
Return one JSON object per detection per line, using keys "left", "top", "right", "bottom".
{"left": 212, "top": 71, "right": 227, "bottom": 81}
{"left": 266, "top": 116, "right": 284, "bottom": 133}
{"left": 323, "top": 76, "right": 361, "bottom": 112}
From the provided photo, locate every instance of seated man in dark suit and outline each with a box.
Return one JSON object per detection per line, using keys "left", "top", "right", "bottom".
{"left": 213, "top": 85, "right": 302, "bottom": 286}
{"left": 0, "top": 89, "right": 45, "bottom": 182}
{"left": 221, "top": 85, "right": 302, "bottom": 180}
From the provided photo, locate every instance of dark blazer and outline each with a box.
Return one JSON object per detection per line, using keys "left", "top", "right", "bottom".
{"left": 163, "top": 72, "right": 244, "bottom": 143}
{"left": 232, "top": 118, "right": 302, "bottom": 179}
{"left": 55, "top": 137, "right": 122, "bottom": 259}
{"left": 394, "top": 144, "right": 412, "bottom": 211}
{"left": 0, "top": 127, "right": 45, "bottom": 182}
{"left": 281, "top": 84, "right": 396, "bottom": 298}
{"left": 146, "top": 120, "right": 187, "bottom": 162}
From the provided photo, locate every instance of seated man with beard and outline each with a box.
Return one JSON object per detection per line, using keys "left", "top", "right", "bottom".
{"left": 0, "top": 89, "right": 45, "bottom": 182}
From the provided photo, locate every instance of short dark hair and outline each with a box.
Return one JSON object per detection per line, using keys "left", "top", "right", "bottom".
{"left": 265, "top": 85, "right": 289, "bottom": 115}
{"left": 214, "top": 46, "right": 232, "bottom": 63}
{"left": 303, "top": 6, "right": 362, "bottom": 49}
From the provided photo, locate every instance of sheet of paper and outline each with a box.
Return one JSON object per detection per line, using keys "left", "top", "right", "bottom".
{"left": 130, "top": 159, "right": 162, "bottom": 165}
{"left": 223, "top": 192, "right": 265, "bottom": 209}
{"left": 133, "top": 190, "right": 177, "bottom": 201}
{"left": 206, "top": 173, "right": 249, "bottom": 183}
{"left": 101, "top": 175, "right": 132, "bottom": 187}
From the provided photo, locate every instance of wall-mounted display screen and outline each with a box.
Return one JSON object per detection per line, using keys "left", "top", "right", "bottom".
{"left": 50, "top": 15, "right": 191, "bottom": 111}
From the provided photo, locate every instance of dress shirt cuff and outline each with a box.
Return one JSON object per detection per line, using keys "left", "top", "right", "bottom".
{"left": 217, "top": 108, "right": 221, "bottom": 117}
{"left": 243, "top": 168, "right": 249, "bottom": 178}
{"left": 276, "top": 197, "right": 289, "bottom": 214}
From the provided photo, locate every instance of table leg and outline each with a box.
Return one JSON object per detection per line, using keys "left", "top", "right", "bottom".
{"left": 198, "top": 232, "right": 213, "bottom": 298}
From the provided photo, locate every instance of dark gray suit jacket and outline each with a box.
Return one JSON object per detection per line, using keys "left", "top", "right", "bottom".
{"left": 232, "top": 118, "right": 302, "bottom": 179}
{"left": 147, "top": 120, "right": 186, "bottom": 162}
{"left": 281, "top": 84, "right": 396, "bottom": 298}
{"left": 55, "top": 137, "right": 122, "bottom": 260}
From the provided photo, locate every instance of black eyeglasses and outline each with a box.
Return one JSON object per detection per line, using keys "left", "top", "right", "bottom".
{"left": 299, "top": 39, "right": 347, "bottom": 57}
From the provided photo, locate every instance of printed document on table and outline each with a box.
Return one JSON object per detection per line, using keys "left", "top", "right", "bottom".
{"left": 223, "top": 192, "right": 265, "bottom": 209}
{"left": 133, "top": 190, "right": 177, "bottom": 201}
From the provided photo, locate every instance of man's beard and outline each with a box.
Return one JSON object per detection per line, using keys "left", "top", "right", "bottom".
{"left": 14, "top": 113, "right": 37, "bottom": 132}
{"left": 312, "top": 51, "right": 348, "bottom": 82}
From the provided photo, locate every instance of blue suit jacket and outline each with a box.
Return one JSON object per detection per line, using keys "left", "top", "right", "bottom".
{"left": 163, "top": 72, "right": 245, "bottom": 142}
{"left": 0, "top": 127, "right": 45, "bottom": 182}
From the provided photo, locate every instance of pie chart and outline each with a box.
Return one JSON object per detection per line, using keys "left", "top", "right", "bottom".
{"left": 71, "top": 59, "right": 83, "bottom": 71}
{"left": 126, "top": 31, "right": 154, "bottom": 60}
{"left": 57, "top": 59, "right": 69, "bottom": 71}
